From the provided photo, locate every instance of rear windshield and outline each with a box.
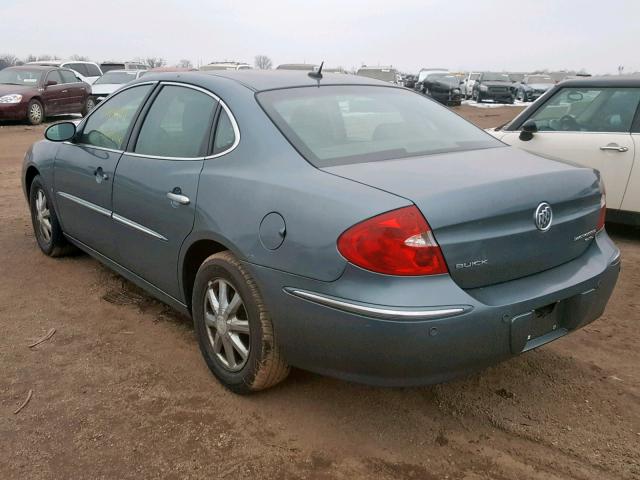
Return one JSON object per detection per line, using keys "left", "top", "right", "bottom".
{"left": 257, "top": 86, "right": 501, "bottom": 167}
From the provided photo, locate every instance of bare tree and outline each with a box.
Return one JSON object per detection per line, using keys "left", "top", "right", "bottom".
{"left": 254, "top": 55, "right": 273, "bottom": 70}
{"left": 37, "top": 54, "right": 53, "bottom": 61}
{"left": 145, "top": 57, "right": 166, "bottom": 69}
{"left": 0, "top": 54, "right": 19, "bottom": 70}
{"left": 69, "top": 54, "right": 90, "bottom": 61}
{"left": 25, "top": 54, "right": 37, "bottom": 63}
{"left": 178, "top": 59, "right": 193, "bottom": 69}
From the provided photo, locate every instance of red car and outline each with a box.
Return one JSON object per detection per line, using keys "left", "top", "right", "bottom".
{"left": 0, "top": 66, "right": 90, "bottom": 125}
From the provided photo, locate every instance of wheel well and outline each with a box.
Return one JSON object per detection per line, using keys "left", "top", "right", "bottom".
{"left": 25, "top": 166, "right": 40, "bottom": 197}
{"left": 182, "top": 239, "right": 228, "bottom": 310}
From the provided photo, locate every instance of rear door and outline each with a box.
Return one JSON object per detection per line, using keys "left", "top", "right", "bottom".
{"left": 53, "top": 83, "right": 154, "bottom": 257}
{"left": 111, "top": 83, "right": 218, "bottom": 298}
{"left": 500, "top": 86, "right": 640, "bottom": 209}
{"left": 59, "top": 69, "right": 86, "bottom": 112}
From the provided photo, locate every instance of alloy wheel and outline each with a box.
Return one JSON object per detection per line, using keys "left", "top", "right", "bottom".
{"left": 29, "top": 103, "right": 43, "bottom": 124}
{"left": 35, "top": 188, "right": 52, "bottom": 243}
{"left": 204, "top": 278, "right": 251, "bottom": 372}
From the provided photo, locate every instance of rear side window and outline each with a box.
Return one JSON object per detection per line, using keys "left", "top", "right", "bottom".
{"left": 79, "top": 84, "right": 152, "bottom": 150}
{"left": 60, "top": 69, "right": 78, "bottom": 84}
{"left": 213, "top": 109, "right": 237, "bottom": 154}
{"left": 258, "top": 85, "right": 501, "bottom": 167}
{"left": 135, "top": 85, "right": 217, "bottom": 158}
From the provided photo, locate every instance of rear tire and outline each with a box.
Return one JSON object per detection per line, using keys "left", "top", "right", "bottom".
{"left": 83, "top": 97, "right": 96, "bottom": 116}
{"left": 28, "top": 175, "right": 74, "bottom": 257}
{"left": 192, "top": 251, "right": 290, "bottom": 394}
{"left": 27, "top": 99, "right": 44, "bottom": 125}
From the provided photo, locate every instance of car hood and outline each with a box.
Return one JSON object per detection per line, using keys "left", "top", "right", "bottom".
{"left": 90, "top": 84, "right": 123, "bottom": 96}
{"left": 431, "top": 80, "right": 459, "bottom": 91}
{"left": 0, "top": 84, "right": 36, "bottom": 97}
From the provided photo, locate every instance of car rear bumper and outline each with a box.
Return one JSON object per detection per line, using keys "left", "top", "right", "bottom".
{"left": 245, "top": 232, "right": 620, "bottom": 386}
{"left": 0, "top": 102, "right": 28, "bottom": 121}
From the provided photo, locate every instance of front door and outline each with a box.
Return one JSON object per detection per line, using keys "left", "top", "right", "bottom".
{"left": 501, "top": 86, "right": 640, "bottom": 209}
{"left": 54, "top": 83, "right": 154, "bottom": 256}
{"left": 41, "top": 70, "right": 67, "bottom": 115}
{"left": 111, "top": 83, "right": 218, "bottom": 299}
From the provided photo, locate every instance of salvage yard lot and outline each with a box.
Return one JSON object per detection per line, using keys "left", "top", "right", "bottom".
{"left": 1, "top": 105, "right": 639, "bottom": 479}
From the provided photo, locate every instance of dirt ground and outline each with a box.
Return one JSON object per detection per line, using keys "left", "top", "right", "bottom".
{"left": 1, "top": 106, "right": 639, "bottom": 480}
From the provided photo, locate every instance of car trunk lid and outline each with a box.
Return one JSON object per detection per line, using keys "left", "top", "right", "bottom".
{"left": 323, "top": 146, "right": 602, "bottom": 289}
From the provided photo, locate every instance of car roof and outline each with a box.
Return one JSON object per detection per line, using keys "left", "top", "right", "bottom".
{"left": 7, "top": 65, "right": 56, "bottom": 71}
{"left": 102, "top": 69, "right": 143, "bottom": 74}
{"left": 28, "top": 60, "right": 98, "bottom": 66}
{"left": 557, "top": 75, "right": 640, "bottom": 88}
{"left": 135, "top": 70, "right": 395, "bottom": 93}
{"left": 193, "top": 69, "right": 392, "bottom": 91}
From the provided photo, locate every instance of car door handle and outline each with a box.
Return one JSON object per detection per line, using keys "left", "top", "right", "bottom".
{"left": 600, "top": 145, "right": 629, "bottom": 152}
{"left": 167, "top": 192, "right": 190, "bottom": 205}
{"left": 93, "top": 167, "right": 108, "bottom": 182}
{"left": 62, "top": 90, "right": 68, "bottom": 93}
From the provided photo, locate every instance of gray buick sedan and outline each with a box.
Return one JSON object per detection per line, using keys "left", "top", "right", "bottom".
{"left": 22, "top": 70, "right": 620, "bottom": 393}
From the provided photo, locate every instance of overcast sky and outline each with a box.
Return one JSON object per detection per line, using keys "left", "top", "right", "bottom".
{"left": 2, "top": 0, "right": 638, "bottom": 74}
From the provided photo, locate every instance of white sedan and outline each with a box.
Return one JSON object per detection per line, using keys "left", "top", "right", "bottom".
{"left": 489, "top": 77, "right": 640, "bottom": 225}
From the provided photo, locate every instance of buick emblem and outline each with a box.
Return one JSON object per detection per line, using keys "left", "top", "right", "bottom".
{"left": 534, "top": 202, "right": 553, "bottom": 231}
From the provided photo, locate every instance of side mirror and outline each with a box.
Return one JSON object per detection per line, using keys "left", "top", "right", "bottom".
{"left": 45, "top": 121, "right": 76, "bottom": 142}
{"left": 519, "top": 120, "right": 538, "bottom": 141}
{"left": 46, "top": 80, "right": 58, "bottom": 87}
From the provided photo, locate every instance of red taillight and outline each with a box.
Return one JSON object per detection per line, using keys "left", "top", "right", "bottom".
{"left": 337, "top": 206, "right": 448, "bottom": 276}
{"left": 597, "top": 180, "right": 606, "bottom": 232}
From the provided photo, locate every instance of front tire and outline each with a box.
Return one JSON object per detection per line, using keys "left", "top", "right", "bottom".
{"left": 192, "top": 251, "right": 290, "bottom": 394}
{"left": 27, "top": 99, "right": 44, "bottom": 125}
{"left": 28, "top": 175, "right": 74, "bottom": 257}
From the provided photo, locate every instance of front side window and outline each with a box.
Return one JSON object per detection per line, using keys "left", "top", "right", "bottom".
{"left": 258, "top": 86, "right": 501, "bottom": 167}
{"left": 79, "top": 84, "right": 152, "bottom": 149}
{"left": 135, "top": 85, "right": 217, "bottom": 158}
{"left": 46, "top": 70, "right": 63, "bottom": 85}
{"left": 529, "top": 87, "right": 640, "bottom": 133}
{"left": 60, "top": 69, "right": 79, "bottom": 84}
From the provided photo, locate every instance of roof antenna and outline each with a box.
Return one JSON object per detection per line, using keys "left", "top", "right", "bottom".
{"left": 308, "top": 61, "right": 324, "bottom": 80}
